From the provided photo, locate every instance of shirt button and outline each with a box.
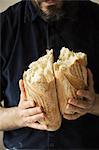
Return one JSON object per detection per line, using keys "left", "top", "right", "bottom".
{"left": 49, "top": 143, "right": 55, "bottom": 148}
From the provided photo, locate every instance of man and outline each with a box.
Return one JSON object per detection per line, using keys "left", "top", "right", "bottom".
{"left": 0, "top": 0, "right": 99, "bottom": 149}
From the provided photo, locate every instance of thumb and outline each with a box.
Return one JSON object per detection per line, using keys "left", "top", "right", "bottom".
{"left": 19, "top": 79, "right": 27, "bottom": 100}
{"left": 87, "top": 68, "right": 94, "bottom": 92}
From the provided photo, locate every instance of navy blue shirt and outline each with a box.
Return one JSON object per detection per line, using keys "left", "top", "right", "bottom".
{"left": 0, "top": 0, "right": 99, "bottom": 149}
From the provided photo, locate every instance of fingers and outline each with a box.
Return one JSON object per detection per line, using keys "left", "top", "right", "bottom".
{"left": 65, "top": 103, "right": 86, "bottom": 114}
{"left": 23, "top": 112, "right": 47, "bottom": 130}
{"left": 19, "top": 80, "right": 35, "bottom": 109}
{"left": 68, "top": 98, "right": 89, "bottom": 109}
{"left": 29, "top": 123, "right": 47, "bottom": 130}
{"left": 77, "top": 90, "right": 95, "bottom": 102}
{"left": 23, "top": 107, "right": 42, "bottom": 116}
{"left": 18, "top": 80, "right": 47, "bottom": 130}
{"left": 26, "top": 113, "right": 45, "bottom": 123}
{"left": 19, "top": 79, "right": 26, "bottom": 100}
{"left": 18, "top": 104, "right": 47, "bottom": 130}
{"left": 63, "top": 113, "right": 80, "bottom": 120}
{"left": 66, "top": 89, "right": 96, "bottom": 119}
{"left": 87, "top": 68, "right": 94, "bottom": 92}
{"left": 18, "top": 99, "right": 35, "bottom": 109}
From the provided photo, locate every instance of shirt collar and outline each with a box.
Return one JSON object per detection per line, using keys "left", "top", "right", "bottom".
{"left": 24, "top": 0, "right": 38, "bottom": 23}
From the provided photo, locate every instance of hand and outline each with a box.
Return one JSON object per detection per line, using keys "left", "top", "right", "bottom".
{"left": 17, "top": 80, "right": 47, "bottom": 130}
{"left": 63, "top": 69, "right": 96, "bottom": 120}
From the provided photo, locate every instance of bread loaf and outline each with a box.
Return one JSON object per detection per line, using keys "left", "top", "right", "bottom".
{"left": 23, "top": 50, "right": 62, "bottom": 131}
{"left": 21, "top": 47, "right": 87, "bottom": 130}
{"left": 54, "top": 47, "right": 87, "bottom": 114}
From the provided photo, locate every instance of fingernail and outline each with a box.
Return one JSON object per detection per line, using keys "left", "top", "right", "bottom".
{"left": 44, "top": 125, "right": 48, "bottom": 129}
{"left": 68, "top": 99, "right": 72, "bottom": 103}
{"left": 77, "top": 90, "right": 80, "bottom": 95}
{"left": 41, "top": 113, "right": 45, "bottom": 118}
{"left": 66, "top": 104, "right": 69, "bottom": 109}
{"left": 31, "top": 101, "right": 34, "bottom": 106}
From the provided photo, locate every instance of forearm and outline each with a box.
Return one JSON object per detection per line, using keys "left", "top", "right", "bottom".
{"left": 0, "top": 106, "right": 21, "bottom": 131}
{"left": 90, "top": 94, "right": 99, "bottom": 116}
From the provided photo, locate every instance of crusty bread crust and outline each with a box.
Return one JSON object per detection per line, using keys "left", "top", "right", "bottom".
{"left": 22, "top": 47, "right": 87, "bottom": 129}
{"left": 23, "top": 50, "right": 61, "bottom": 131}
{"left": 54, "top": 48, "right": 87, "bottom": 114}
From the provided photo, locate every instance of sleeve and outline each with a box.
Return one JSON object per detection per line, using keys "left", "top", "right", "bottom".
{"left": 92, "top": 5, "right": 99, "bottom": 93}
{"left": 0, "top": 56, "right": 6, "bottom": 102}
{"left": 0, "top": 12, "right": 6, "bottom": 102}
{"left": 0, "top": 10, "right": 14, "bottom": 102}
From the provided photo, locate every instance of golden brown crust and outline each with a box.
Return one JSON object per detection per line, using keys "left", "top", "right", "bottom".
{"left": 23, "top": 50, "right": 61, "bottom": 131}
{"left": 21, "top": 47, "right": 87, "bottom": 128}
{"left": 53, "top": 48, "right": 88, "bottom": 115}
{"left": 23, "top": 74, "right": 61, "bottom": 131}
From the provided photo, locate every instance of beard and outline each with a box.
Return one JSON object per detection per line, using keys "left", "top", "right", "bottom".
{"left": 32, "top": 0, "right": 64, "bottom": 22}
